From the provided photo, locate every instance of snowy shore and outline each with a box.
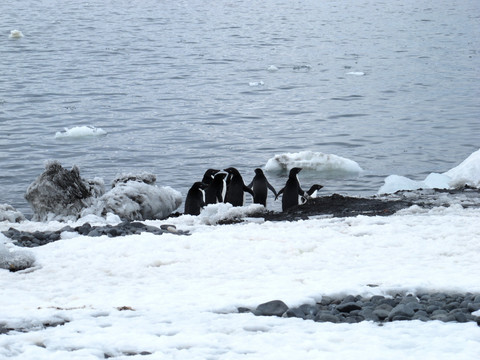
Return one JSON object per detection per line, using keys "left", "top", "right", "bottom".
{"left": 1, "top": 149, "right": 480, "bottom": 359}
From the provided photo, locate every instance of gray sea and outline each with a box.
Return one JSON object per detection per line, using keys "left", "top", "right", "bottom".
{"left": 1, "top": 0, "right": 479, "bottom": 217}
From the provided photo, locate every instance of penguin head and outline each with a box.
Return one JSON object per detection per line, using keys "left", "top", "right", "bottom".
{"left": 203, "top": 169, "right": 220, "bottom": 178}
{"left": 254, "top": 168, "right": 264, "bottom": 175}
{"left": 213, "top": 173, "right": 227, "bottom": 180}
{"left": 289, "top": 167, "right": 302, "bottom": 177}
{"left": 193, "top": 181, "right": 208, "bottom": 189}
{"left": 224, "top": 167, "right": 240, "bottom": 176}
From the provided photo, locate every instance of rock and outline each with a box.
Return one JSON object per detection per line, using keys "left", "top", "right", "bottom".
{"left": 255, "top": 300, "right": 288, "bottom": 317}
{"left": 0, "top": 244, "right": 36, "bottom": 272}
{"left": 388, "top": 304, "right": 415, "bottom": 321}
{"left": 337, "top": 302, "right": 362, "bottom": 313}
{"left": 285, "top": 308, "right": 306, "bottom": 318}
{"left": 25, "top": 161, "right": 96, "bottom": 221}
{"left": 314, "top": 311, "right": 341, "bottom": 323}
{"left": 299, "top": 304, "right": 319, "bottom": 317}
{"left": 373, "top": 309, "right": 390, "bottom": 321}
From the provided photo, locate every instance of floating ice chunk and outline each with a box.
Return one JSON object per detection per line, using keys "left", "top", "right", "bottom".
{"left": 9, "top": 30, "right": 24, "bottom": 39}
{"left": 378, "top": 148, "right": 480, "bottom": 194}
{"left": 249, "top": 81, "right": 264, "bottom": 87}
{"left": 0, "top": 204, "right": 25, "bottom": 223}
{"left": 265, "top": 151, "right": 363, "bottom": 174}
{"left": 346, "top": 71, "right": 365, "bottom": 76}
{"left": 55, "top": 126, "right": 107, "bottom": 139}
{"left": 267, "top": 65, "right": 279, "bottom": 72}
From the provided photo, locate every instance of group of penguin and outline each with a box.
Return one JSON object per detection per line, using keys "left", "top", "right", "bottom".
{"left": 184, "top": 167, "right": 323, "bottom": 215}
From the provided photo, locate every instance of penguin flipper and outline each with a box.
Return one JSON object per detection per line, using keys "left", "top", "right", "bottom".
{"left": 243, "top": 185, "right": 255, "bottom": 197}
{"left": 247, "top": 180, "right": 253, "bottom": 188}
{"left": 266, "top": 181, "right": 277, "bottom": 197}
{"left": 276, "top": 187, "right": 284, "bottom": 200}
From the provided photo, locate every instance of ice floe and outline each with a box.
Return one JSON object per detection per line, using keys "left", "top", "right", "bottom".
{"left": 265, "top": 151, "right": 363, "bottom": 174}
{"left": 54, "top": 125, "right": 107, "bottom": 139}
{"left": 379, "top": 149, "right": 480, "bottom": 194}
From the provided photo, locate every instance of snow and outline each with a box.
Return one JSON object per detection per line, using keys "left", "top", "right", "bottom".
{"left": 1, "top": 204, "right": 480, "bottom": 358}
{"left": 379, "top": 148, "right": 480, "bottom": 194}
{"left": 1, "top": 149, "right": 480, "bottom": 358}
{"left": 54, "top": 126, "right": 107, "bottom": 139}
{"left": 265, "top": 151, "right": 363, "bottom": 174}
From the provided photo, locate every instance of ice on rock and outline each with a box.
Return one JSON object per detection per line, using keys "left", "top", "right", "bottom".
{"left": 25, "top": 162, "right": 181, "bottom": 222}
{"left": 87, "top": 173, "right": 182, "bottom": 221}
{"left": 25, "top": 161, "right": 99, "bottom": 221}
{"left": 0, "top": 243, "right": 35, "bottom": 272}
{"left": 0, "top": 204, "right": 25, "bottom": 223}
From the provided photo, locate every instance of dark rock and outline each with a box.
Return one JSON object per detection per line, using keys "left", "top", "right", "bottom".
{"left": 467, "top": 303, "right": 480, "bottom": 312}
{"left": 337, "top": 302, "right": 362, "bottom": 313}
{"left": 373, "top": 309, "right": 390, "bottom": 321}
{"left": 315, "top": 312, "right": 341, "bottom": 323}
{"left": 299, "top": 304, "right": 319, "bottom": 317}
{"left": 237, "top": 307, "right": 252, "bottom": 314}
{"left": 255, "top": 300, "right": 288, "bottom": 317}
{"left": 285, "top": 308, "right": 306, "bottom": 318}
{"left": 426, "top": 305, "right": 440, "bottom": 314}
{"left": 388, "top": 304, "right": 415, "bottom": 321}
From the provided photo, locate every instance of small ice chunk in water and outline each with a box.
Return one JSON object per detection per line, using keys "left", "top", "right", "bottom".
{"left": 55, "top": 126, "right": 107, "bottom": 139}
{"left": 249, "top": 81, "right": 264, "bottom": 87}
{"left": 267, "top": 65, "right": 278, "bottom": 72}
{"left": 9, "top": 30, "right": 24, "bottom": 39}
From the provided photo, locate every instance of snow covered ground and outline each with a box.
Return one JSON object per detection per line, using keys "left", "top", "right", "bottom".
{"left": 1, "top": 149, "right": 480, "bottom": 359}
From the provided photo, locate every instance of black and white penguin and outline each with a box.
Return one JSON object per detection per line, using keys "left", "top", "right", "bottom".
{"left": 224, "top": 167, "right": 254, "bottom": 206}
{"left": 184, "top": 182, "right": 207, "bottom": 215}
{"left": 276, "top": 168, "right": 323, "bottom": 211}
{"left": 247, "top": 168, "right": 277, "bottom": 206}
{"left": 205, "top": 172, "right": 227, "bottom": 205}
{"left": 202, "top": 169, "right": 220, "bottom": 185}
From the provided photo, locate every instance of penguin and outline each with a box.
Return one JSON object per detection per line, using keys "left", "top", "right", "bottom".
{"left": 276, "top": 168, "right": 323, "bottom": 211}
{"left": 247, "top": 168, "right": 278, "bottom": 206}
{"left": 224, "top": 167, "right": 254, "bottom": 206}
{"left": 184, "top": 182, "right": 207, "bottom": 215}
{"left": 300, "top": 184, "right": 324, "bottom": 204}
{"left": 205, "top": 172, "right": 227, "bottom": 205}
{"left": 201, "top": 169, "right": 220, "bottom": 185}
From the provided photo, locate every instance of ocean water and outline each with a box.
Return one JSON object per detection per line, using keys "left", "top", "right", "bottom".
{"left": 1, "top": 0, "right": 479, "bottom": 217}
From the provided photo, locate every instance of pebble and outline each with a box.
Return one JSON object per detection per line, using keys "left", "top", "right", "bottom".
{"left": 240, "top": 293, "right": 480, "bottom": 325}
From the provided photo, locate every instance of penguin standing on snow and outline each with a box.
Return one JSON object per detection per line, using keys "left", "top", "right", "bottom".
{"left": 201, "top": 169, "right": 220, "bottom": 185}
{"left": 276, "top": 167, "right": 323, "bottom": 211}
{"left": 247, "top": 168, "right": 277, "bottom": 206}
{"left": 224, "top": 167, "right": 254, "bottom": 206}
{"left": 205, "top": 172, "right": 227, "bottom": 205}
{"left": 184, "top": 182, "right": 207, "bottom": 215}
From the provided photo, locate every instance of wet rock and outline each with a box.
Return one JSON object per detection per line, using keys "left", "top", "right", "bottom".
{"left": 255, "top": 300, "right": 288, "bottom": 317}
